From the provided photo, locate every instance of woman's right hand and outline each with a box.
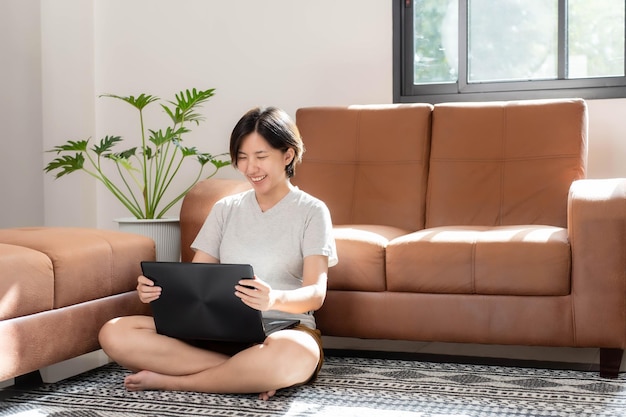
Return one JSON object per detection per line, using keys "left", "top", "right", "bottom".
{"left": 136, "top": 275, "right": 162, "bottom": 304}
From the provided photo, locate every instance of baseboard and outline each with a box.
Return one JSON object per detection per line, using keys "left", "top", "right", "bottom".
{"left": 321, "top": 336, "right": 604, "bottom": 372}
{"left": 39, "top": 349, "right": 111, "bottom": 383}
{"left": 0, "top": 378, "right": 14, "bottom": 389}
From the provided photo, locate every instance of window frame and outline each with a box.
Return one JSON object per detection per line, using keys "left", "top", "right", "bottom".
{"left": 393, "top": 0, "right": 626, "bottom": 103}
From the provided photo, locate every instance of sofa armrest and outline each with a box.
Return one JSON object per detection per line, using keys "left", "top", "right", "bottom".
{"left": 179, "top": 178, "right": 251, "bottom": 262}
{"left": 568, "top": 178, "right": 626, "bottom": 347}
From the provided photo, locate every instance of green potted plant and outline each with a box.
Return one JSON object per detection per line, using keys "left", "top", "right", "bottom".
{"left": 44, "top": 87, "right": 230, "bottom": 260}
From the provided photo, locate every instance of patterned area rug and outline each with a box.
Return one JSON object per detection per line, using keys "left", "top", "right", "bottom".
{"left": 1, "top": 355, "right": 626, "bottom": 417}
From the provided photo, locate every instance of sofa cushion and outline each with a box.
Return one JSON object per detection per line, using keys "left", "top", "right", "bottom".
{"left": 386, "top": 225, "right": 570, "bottom": 296}
{"left": 180, "top": 178, "right": 253, "bottom": 262}
{"left": 0, "top": 227, "right": 154, "bottom": 308}
{"left": 330, "top": 225, "right": 408, "bottom": 291}
{"left": 294, "top": 104, "right": 433, "bottom": 231}
{"left": 0, "top": 292, "right": 150, "bottom": 382}
{"left": 0, "top": 244, "right": 53, "bottom": 320}
{"left": 426, "top": 99, "right": 586, "bottom": 229}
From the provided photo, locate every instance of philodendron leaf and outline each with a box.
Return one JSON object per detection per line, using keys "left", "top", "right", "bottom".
{"left": 148, "top": 128, "right": 176, "bottom": 147}
{"left": 162, "top": 88, "right": 215, "bottom": 125}
{"left": 143, "top": 146, "right": 154, "bottom": 159}
{"left": 210, "top": 159, "right": 231, "bottom": 169}
{"left": 93, "top": 135, "right": 123, "bottom": 155}
{"left": 106, "top": 153, "right": 139, "bottom": 173}
{"left": 180, "top": 112, "right": 204, "bottom": 125}
{"left": 197, "top": 153, "right": 231, "bottom": 168}
{"left": 115, "top": 147, "right": 138, "bottom": 160}
{"left": 180, "top": 146, "right": 199, "bottom": 157}
{"left": 116, "top": 157, "right": 138, "bottom": 173}
{"left": 45, "top": 88, "right": 229, "bottom": 220}
{"left": 44, "top": 154, "right": 85, "bottom": 178}
{"left": 47, "top": 139, "right": 89, "bottom": 153}
{"left": 174, "top": 126, "right": 190, "bottom": 137}
{"left": 161, "top": 104, "right": 177, "bottom": 124}
{"left": 161, "top": 106, "right": 187, "bottom": 126}
{"left": 100, "top": 93, "right": 159, "bottom": 110}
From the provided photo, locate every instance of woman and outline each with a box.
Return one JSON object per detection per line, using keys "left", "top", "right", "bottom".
{"left": 98, "top": 106, "right": 337, "bottom": 401}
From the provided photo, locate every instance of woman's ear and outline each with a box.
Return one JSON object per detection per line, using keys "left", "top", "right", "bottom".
{"left": 284, "top": 148, "right": 295, "bottom": 165}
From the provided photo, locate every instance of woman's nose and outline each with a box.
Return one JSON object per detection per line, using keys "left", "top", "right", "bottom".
{"left": 245, "top": 159, "right": 258, "bottom": 173}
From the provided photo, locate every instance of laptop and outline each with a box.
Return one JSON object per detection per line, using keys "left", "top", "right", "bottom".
{"left": 140, "top": 261, "right": 300, "bottom": 343}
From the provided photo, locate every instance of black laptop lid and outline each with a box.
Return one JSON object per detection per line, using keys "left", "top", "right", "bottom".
{"left": 141, "top": 261, "right": 267, "bottom": 343}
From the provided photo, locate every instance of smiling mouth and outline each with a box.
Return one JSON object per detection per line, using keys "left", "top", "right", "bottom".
{"left": 250, "top": 175, "right": 267, "bottom": 183}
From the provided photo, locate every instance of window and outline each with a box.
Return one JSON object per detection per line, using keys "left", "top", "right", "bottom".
{"left": 393, "top": 0, "right": 626, "bottom": 103}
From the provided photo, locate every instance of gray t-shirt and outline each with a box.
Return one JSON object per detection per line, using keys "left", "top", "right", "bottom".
{"left": 191, "top": 186, "right": 338, "bottom": 329}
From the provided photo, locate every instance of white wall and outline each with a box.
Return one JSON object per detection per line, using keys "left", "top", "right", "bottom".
{"left": 587, "top": 98, "right": 626, "bottom": 178}
{"left": 41, "top": 0, "right": 98, "bottom": 227}
{"left": 89, "top": 0, "right": 391, "bottom": 229}
{"left": 1, "top": 0, "right": 625, "bottom": 230}
{"left": 0, "top": 0, "right": 44, "bottom": 228}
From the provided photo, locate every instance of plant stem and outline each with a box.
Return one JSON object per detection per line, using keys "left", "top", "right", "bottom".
{"left": 138, "top": 107, "right": 149, "bottom": 218}
{"left": 156, "top": 163, "right": 218, "bottom": 219}
{"left": 88, "top": 148, "right": 143, "bottom": 217}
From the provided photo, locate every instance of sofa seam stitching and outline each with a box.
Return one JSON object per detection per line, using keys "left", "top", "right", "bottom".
{"left": 499, "top": 104, "right": 507, "bottom": 226}
{"left": 351, "top": 110, "right": 361, "bottom": 222}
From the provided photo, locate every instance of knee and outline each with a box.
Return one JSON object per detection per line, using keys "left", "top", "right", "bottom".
{"left": 98, "top": 317, "right": 126, "bottom": 358}
{"left": 268, "top": 337, "right": 320, "bottom": 386}
{"left": 285, "top": 349, "right": 319, "bottom": 386}
{"left": 293, "top": 347, "right": 320, "bottom": 384}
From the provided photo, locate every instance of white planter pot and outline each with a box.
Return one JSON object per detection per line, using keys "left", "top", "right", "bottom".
{"left": 115, "top": 218, "right": 181, "bottom": 262}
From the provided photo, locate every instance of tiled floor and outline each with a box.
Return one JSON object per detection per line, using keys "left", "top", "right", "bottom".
{"left": 322, "top": 336, "right": 621, "bottom": 371}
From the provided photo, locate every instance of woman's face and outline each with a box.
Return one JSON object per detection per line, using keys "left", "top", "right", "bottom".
{"left": 236, "top": 132, "right": 294, "bottom": 196}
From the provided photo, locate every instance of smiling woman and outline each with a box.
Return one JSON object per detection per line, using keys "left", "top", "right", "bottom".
{"left": 97, "top": 106, "right": 338, "bottom": 401}
{"left": 229, "top": 107, "right": 304, "bottom": 211}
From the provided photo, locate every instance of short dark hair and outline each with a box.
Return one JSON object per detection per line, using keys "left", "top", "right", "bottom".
{"left": 229, "top": 107, "right": 304, "bottom": 178}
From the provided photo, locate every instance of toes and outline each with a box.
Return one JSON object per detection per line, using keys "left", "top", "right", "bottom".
{"left": 258, "top": 389, "right": 277, "bottom": 401}
{"left": 124, "top": 373, "right": 142, "bottom": 391}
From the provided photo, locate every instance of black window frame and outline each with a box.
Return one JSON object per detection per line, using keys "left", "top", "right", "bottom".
{"left": 393, "top": 0, "right": 626, "bottom": 103}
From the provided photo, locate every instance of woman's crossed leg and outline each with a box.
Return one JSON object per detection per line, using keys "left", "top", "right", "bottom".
{"left": 98, "top": 315, "right": 320, "bottom": 400}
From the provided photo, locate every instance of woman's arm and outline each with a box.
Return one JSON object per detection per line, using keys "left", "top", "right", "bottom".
{"left": 235, "top": 254, "right": 328, "bottom": 314}
{"left": 192, "top": 250, "right": 219, "bottom": 263}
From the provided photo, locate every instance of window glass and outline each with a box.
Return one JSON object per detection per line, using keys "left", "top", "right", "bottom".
{"left": 413, "top": 0, "right": 458, "bottom": 84}
{"left": 568, "top": 0, "right": 625, "bottom": 78}
{"left": 395, "top": 0, "right": 626, "bottom": 103}
{"left": 468, "top": 0, "right": 557, "bottom": 83}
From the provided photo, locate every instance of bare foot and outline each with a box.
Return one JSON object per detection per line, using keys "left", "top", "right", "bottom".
{"left": 124, "top": 370, "right": 167, "bottom": 391}
{"left": 258, "top": 389, "right": 276, "bottom": 401}
{"left": 125, "top": 370, "right": 278, "bottom": 399}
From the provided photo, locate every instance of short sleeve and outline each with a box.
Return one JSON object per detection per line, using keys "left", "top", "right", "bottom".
{"left": 190, "top": 200, "right": 225, "bottom": 260}
{"left": 303, "top": 201, "right": 338, "bottom": 267}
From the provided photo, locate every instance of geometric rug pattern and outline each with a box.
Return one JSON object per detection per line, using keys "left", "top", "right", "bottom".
{"left": 1, "top": 355, "right": 626, "bottom": 416}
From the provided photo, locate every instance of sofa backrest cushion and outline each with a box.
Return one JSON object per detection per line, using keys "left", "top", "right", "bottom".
{"left": 294, "top": 104, "right": 433, "bottom": 231}
{"left": 426, "top": 99, "right": 587, "bottom": 228}
{"left": 179, "top": 179, "right": 253, "bottom": 262}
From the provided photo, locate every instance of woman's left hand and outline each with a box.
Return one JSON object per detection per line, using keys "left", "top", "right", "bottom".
{"left": 235, "top": 276, "right": 275, "bottom": 311}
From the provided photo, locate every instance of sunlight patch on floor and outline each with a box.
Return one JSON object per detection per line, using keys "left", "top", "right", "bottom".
{"left": 1, "top": 410, "right": 48, "bottom": 417}
{"left": 284, "top": 401, "right": 470, "bottom": 417}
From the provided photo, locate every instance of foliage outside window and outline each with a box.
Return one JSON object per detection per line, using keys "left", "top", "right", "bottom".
{"left": 394, "top": 0, "right": 626, "bottom": 103}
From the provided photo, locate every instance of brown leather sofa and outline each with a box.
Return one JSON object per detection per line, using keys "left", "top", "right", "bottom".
{"left": 0, "top": 227, "right": 154, "bottom": 382}
{"left": 179, "top": 99, "right": 626, "bottom": 377}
